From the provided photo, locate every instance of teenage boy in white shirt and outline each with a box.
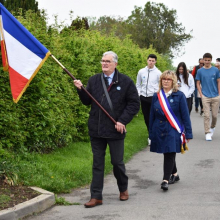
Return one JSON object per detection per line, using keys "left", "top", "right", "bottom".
{"left": 136, "top": 54, "right": 162, "bottom": 145}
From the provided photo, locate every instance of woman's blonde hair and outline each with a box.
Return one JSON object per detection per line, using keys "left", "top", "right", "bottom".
{"left": 158, "top": 70, "right": 178, "bottom": 93}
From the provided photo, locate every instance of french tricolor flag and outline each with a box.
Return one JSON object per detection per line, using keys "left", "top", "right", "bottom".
{"left": 0, "top": 3, "right": 51, "bottom": 103}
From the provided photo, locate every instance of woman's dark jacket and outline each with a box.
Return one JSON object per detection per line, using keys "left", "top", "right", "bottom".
{"left": 149, "top": 90, "right": 193, "bottom": 153}
{"left": 78, "top": 68, "right": 140, "bottom": 139}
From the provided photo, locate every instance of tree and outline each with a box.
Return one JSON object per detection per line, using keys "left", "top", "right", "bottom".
{"left": 1, "top": 0, "right": 39, "bottom": 15}
{"left": 70, "top": 17, "right": 89, "bottom": 30}
{"left": 126, "top": 2, "right": 192, "bottom": 57}
{"left": 60, "top": 17, "right": 89, "bottom": 34}
{"left": 89, "top": 16, "right": 127, "bottom": 39}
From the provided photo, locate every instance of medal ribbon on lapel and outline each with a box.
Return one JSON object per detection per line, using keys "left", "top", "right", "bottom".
{"left": 157, "top": 89, "right": 188, "bottom": 154}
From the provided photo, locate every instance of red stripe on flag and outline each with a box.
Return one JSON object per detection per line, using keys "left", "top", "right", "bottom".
{"left": 9, "top": 66, "right": 28, "bottom": 100}
{"left": 157, "top": 93, "right": 176, "bottom": 129}
{"left": 1, "top": 40, "right": 8, "bottom": 71}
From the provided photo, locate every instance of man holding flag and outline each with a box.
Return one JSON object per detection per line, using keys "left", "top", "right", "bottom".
{"left": 74, "top": 51, "right": 140, "bottom": 208}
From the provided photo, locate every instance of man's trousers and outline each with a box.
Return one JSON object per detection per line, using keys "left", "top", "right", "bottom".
{"left": 90, "top": 137, "right": 128, "bottom": 200}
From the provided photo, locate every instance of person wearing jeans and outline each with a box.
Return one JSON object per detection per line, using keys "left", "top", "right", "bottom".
{"left": 196, "top": 53, "right": 220, "bottom": 141}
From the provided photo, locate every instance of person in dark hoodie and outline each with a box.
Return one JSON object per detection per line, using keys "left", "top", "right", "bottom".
{"left": 74, "top": 51, "right": 140, "bottom": 208}
{"left": 191, "top": 58, "right": 204, "bottom": 113}
{"left": 136, "top": 54, "right": 162, "bottom": 145}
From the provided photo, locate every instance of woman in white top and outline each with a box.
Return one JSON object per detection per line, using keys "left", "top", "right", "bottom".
{"left": 176, "top": 62, "right": 195, "bottom": 114}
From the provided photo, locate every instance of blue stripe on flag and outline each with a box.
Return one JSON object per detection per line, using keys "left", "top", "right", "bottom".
{"left": 0, "top": 3, "right": 49, "bottom": 59}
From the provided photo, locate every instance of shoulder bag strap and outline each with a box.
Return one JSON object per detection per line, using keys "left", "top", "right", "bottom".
{"left": 101, "top": 74, "right": 116, "bottom": 119}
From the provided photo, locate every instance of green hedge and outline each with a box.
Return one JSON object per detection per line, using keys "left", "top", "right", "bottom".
{"left": 0, "top": 10, "right": 172, "bottom": 155}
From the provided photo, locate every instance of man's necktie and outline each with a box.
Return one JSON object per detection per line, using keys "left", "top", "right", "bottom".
{"left": 104, "top": 77, "right": 110, "bottom": 87}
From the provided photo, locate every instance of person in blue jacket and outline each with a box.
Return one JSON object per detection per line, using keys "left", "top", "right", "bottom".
{"left": 149, "top": 70, "right": 193, "bottom": 191}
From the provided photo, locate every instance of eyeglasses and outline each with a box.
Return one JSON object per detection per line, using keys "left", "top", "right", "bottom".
{"left": 162, "top": 78, "right": 173, "bottom": 82}
{"left": 100, "top": 60, "right": 114, "bottom": 64}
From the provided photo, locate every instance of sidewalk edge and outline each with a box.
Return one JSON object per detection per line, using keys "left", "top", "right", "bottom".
{"left": 0, "top": 187, "right": 55, "bottom": 220}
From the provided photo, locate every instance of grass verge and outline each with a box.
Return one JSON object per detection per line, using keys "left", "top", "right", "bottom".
{"left": 0, "top": 195, "right": 11, "bottom": 209}
{"left": 55, "top": 195, "right": 80, "bottom": 205}
{"left": 4, "top": 114, "right": 148, "bottom": 193}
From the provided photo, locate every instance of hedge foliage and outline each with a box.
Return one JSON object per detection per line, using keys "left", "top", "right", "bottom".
{"left": 0, "top": 10, "right": 172, "bottom": 155}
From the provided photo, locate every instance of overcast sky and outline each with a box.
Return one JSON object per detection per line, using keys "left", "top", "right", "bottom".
{"left": 37, "top": 0, "right": 220, "bottom": 69}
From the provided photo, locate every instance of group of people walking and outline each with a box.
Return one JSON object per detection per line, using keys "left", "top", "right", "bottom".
{"left": 137, "top": 53, "right": 220, "bottom": 189}
{"left": 73, "top": 51, "right": 220, "bottom": 208}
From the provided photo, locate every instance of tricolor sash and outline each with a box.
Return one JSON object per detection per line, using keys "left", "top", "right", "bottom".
{"left": 157, "top": 89, "right": 188, "bottom": 154}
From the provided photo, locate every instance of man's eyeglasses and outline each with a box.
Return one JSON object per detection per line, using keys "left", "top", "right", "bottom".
{"left": 100, "top": 60, "right": 114, "bottom": 64}
{"left": 162, "top": 78, "right": 173, "bottom": 82}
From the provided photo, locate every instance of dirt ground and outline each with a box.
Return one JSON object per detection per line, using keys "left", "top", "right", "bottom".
{"left": 0, "top": 179, "right": 40, "bottom": 211}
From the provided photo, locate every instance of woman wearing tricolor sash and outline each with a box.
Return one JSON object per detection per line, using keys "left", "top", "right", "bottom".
{"left": 149, "top": 70, "right": 193, "bottom": 191}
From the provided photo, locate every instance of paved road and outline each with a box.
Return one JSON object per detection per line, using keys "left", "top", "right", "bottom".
{"left": 27, "top": 111, "right": 220, "bottom": 220}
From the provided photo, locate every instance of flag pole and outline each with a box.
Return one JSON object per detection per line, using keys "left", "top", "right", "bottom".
{"left": 50, "top": 54, "right": 117, "bottom": 125}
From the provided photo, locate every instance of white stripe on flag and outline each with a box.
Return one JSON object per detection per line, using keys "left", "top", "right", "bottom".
{"left": 4, "top": 30, "right": 42, "bottom": 80}
{"left": 0, "top": 15, "right": 4, "bottom": 41}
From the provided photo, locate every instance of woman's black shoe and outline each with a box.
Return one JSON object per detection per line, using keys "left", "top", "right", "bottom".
{"left": 161, "top": 181, "right": 168, "bottom": 190}
{"left": 168, "top": 174, "right": 180, "bottom": 184}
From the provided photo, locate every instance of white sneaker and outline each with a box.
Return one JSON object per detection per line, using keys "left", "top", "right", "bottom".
{"left": 205, "top": 133, "right": 212, "bottom": 141}
{"left": 210, "top": 127, "right": 215, "bottom": 137}
{"left": 148, "top": 138, "right": 151, "bottom": 146}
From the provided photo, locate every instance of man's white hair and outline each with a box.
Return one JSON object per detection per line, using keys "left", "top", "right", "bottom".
{"left": 102, "top": 51, "right": 118, "bottom": 63}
